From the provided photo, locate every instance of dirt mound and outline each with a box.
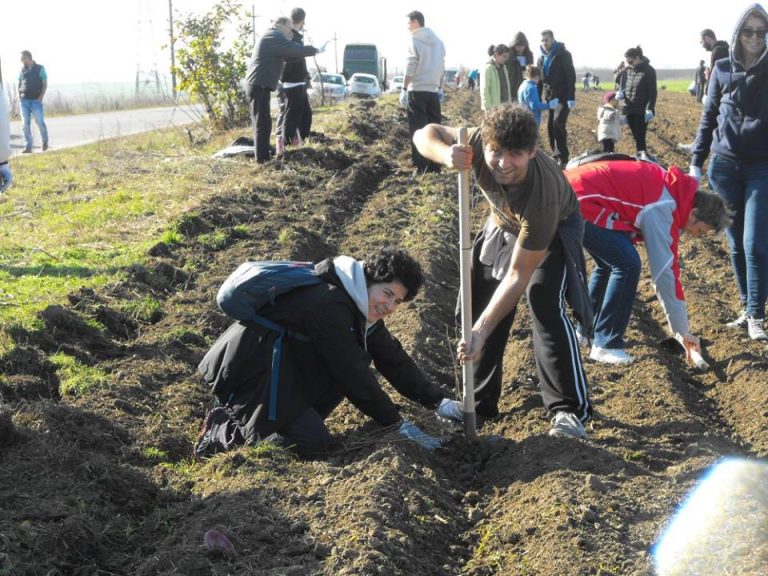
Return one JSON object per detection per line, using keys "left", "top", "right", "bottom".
{"left": 3, "top": 90, "right": 767, "bottom": 576}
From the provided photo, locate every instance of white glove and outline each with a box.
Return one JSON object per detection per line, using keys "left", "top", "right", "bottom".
{"left": 567, "top": 100, "right": 576, "bottom": 110}
{"left": 399, "top": 88, "right": 408, "bottom": 108}
{"left": 616, "top": 91, "right": 625, "bottom": 100}
{"left": 645, "top": 110, "right": 654, "bottom": 123}
{"left": 435, "top": 398, "right": 463, "bottom": 423}
{"left": 438, "top": 88, "right": 444, "bottom": 103}
{"left": 548, "top": 97, "right": 560, "bottom": 110}
{"left": 398, "top": 420, "right": 441, "bottom": 450}
{"left": 0, "top": 164, "right": 12, "bottom": 193}
{"left": 316, "top": 40, "right": 330, "bottom": 54}
{"left": 688, "top": 165, "right": 702, "bottom": 182}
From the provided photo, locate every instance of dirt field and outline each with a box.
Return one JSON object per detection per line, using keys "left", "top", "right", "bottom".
{"left": 1, "top": 88, "right": 767, "bottom": 576}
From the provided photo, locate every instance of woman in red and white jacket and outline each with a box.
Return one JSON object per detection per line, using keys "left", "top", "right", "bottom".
{"left": 565, "top": 159, "right": 730, "bottom": 364}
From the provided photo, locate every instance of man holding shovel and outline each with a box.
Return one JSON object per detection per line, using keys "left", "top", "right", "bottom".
{"left": 413, "top": 104, "right": 593, "bottom": 439}
{"left": 565, "top": 157, "right": 730, "bottom": 365}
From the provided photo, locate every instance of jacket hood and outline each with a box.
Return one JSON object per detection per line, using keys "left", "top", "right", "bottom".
{"left": 412, "top": 27, "right": 442, "bottom": 46}
{"left": 510, "top": 31, "right": 529, "bottom": 49}
{"left": 331, "top": 256, "right": 369, "bottom": 321}
{"left": 731, "top": 3, "right": 768, "bottom": 66}
{"left": 663, "top": 166, "right": 698, "bottom": 230}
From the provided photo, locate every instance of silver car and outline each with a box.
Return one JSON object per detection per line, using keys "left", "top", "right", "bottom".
{"left": 311, "top": 73, "right": 347, "bottom": 101}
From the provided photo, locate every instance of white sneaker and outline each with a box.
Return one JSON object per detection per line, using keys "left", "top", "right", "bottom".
{"left": 747, "top": 317, "right": 768, "bottom": 341}
{"left": 589, "top": 345, "right": 634, "bottom": 364}
{"left": 548, "top": 411, "right": 587, "bottom": 439}
{"left": 435, "top": 398, "right": 463, "bottom": 424}
{"left": 726, "top": 311, "right": 749, "bottom": 329}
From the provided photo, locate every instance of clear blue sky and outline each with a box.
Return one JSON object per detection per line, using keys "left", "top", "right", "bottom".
{"left": 0, "top": 0, "right": 752, "bottom": 85}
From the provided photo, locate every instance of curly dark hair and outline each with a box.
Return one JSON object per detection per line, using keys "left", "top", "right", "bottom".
{"left": 480, "top": 103, "right": 538, "bottom": 153}
{"left": 363, "top": 247, "right": 424, "bottom": 302}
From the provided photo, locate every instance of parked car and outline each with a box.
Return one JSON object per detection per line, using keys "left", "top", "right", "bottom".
{"left": 347, "top": 73, "right": 381, "bottom": 98}
{"left": 389, "top": 76, "right": 404, "bottom": 93}
{"left": 310, "top": 73, "right": 347, "bottom": 101}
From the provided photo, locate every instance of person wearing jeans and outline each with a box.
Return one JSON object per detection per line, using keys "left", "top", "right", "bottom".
{"left": 707, "top": 156, "right": 768, "bottom": 333}
{"left": 690, "top": 4, "right": 768, "bottom": 340}
{"left": 17, "top": 50, "right": 48, "bottom": 153}
{"left": 567, "top": 159, "right": 730, "bottom": 364}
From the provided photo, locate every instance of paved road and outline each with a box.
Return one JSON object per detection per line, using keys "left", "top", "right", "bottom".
{"left": 9, "top": 104, "right": 206, "bottom": 156}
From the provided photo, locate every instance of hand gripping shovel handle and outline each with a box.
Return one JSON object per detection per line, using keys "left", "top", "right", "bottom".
{"left": 457, "top": 128, "right": 478, "bottom": 440}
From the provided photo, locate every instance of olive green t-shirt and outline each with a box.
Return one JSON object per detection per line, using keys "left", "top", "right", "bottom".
{"left": 469, "top": 128, "right": 578, "bottom": 251}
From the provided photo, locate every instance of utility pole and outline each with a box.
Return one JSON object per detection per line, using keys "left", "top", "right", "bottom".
{"left": 168, "top": 0, "right": 177, "bottom": 101}
{"left": 333, "top": 33, "right": 338, "bottom": 74}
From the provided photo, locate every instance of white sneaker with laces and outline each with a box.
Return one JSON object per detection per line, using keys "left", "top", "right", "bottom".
{"left": 548, "top": 411, "right": 587, "bottom": 439}
{"left": 747, "top": 317, "right": 768, "bottom": 341}
{"left": 589, "top": 345, "right": 634, "bottom": 364}
{"left": 435, "top": 398, "right": 463, "bottom": 424}
{"left": 726, "top": 311, "right": 749, "bottom": 329}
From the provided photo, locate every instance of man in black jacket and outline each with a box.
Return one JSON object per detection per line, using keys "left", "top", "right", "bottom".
{"left": 700, "top": 29, "right": 730, "bottom": 96}
{"left": 275, "top": 8, "right": 313, "bottom": 152}
{"left": 245, "top": 17, "right": 321, "bottom": 162}
{"left": 537, "top": 30, "right": 576, "bottom": 168}
{"left": 194, "top": 248, "right": 460, "bottom": 457}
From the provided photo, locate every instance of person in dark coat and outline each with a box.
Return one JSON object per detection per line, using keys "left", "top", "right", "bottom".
{"left": 690, "top": 5, "right": 768, "bottom": 341}
{"left": 537, "top": 30, "right": 577, "bottom": 167}
{"left": 700, "top": 28, "right": 730, "bottom": 95}
{"left": 695, "top": 59, "right": 707, "bottom": 103}
{"left": 617, "top": 46, "right": 657, "bottom": 160}
{"left": 194, "top": 247, "right": 460, "bottom": 457}
{"left": 244, "top": 17, "right": 322, "bottom": 163}
{"left": 506, "top": 31, "right": 535, "bottom": 101}
{"left": 274, "top": 8, "right": 314, "bottom": 153}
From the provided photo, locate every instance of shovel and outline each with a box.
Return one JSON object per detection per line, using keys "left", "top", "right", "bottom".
{"left": 660, "top": 334, "right": 710, "bottom": 371}
{"left": 457, "top": 127, "right": 478, "bottom": 440}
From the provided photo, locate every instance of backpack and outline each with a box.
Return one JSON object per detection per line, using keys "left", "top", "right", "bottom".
{"left": 217, "top": 261, "right": 322, "bottom": 322}
{"left": 212, "top": 261, "right": 324, "bottom": 421}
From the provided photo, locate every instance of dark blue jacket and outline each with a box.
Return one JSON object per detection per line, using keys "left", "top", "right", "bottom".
{"left": 692, "top": 3, "right": 768, "bottom": 167}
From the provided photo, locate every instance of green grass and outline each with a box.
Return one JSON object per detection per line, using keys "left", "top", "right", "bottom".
{"left": 119, "top": 295, "right": 163, "bottom": 323}
{"left": 51, "top": 351, "right": 110, "bottom": 396}
{"left": 657, "top": 79, "right": 695, "bottom": 93}
{"left": 0, "top": 127, "right": 243, "bottom": 335}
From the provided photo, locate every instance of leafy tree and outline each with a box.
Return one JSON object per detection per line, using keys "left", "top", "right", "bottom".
{"left": 174, "top": 0, "right": 252, "bottom": 129}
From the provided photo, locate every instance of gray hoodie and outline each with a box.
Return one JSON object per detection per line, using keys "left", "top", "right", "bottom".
{"left": 405, "top": 27, "right": 445, "bottom": 92}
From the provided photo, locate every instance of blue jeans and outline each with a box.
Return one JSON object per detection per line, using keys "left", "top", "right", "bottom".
{"left": 583, "top": 222, "right": 641, "bottom": 348}
{"left": 708, "top": 155, "right": 768, "bottom": 320}
{"left": 21, "top": 99, "right": 48, "bottom": 149}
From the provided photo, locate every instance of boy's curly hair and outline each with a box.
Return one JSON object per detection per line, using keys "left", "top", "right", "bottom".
{"left": 481, "top": 103, "right": 538, "bottom": 153}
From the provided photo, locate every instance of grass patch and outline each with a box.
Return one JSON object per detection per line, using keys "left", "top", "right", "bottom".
{"left": 52, "top": 352, "right": 109, "bottom": 396}
{"left": 119, "top": 296, "right": 163, "bottom": 323}
{"left": 658, "top": 79, "right": 695, "bottom": 93}
{"left": 198, "top": 230, "right": 229, "bottom": 251}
